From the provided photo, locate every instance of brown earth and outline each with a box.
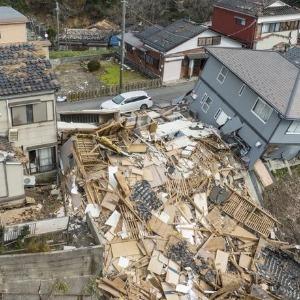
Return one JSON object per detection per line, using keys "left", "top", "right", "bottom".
{"left": 53, "top": 62, "right": 105, "bottom": 96}
{"left": 263, "top": 171, "right": 300, "bottom": 244}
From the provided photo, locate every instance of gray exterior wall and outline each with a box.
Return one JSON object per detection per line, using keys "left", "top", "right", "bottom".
{"left": 189, "top": 55, "right": 300, "bottom": 168}
{"left": 270, "top": 118, "right": 300, "bottom": 144}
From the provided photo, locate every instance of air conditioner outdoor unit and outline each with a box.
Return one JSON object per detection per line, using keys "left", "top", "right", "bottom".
{"left": 24, "top": 175, "right": 36, "bottom": 186}
{"left": 8, "top": 128, "right": 18, "bottom": 142}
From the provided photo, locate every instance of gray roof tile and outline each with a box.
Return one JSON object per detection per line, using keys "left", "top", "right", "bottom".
{"left": 0, "top": 6, "right": 28, "bottom": 23}
{"left": 214, "top": 0, "right": 300, "bottom": 17}
{"left": 283, "top": 46, "right": 300, "bottom": 66}
{"left": 206, "top": 47, "right": 300, "bottom": 119}
{"left": 0, "top": 43, "right": 60, "bottom": 97}
{"left": 136, "top": 19, "right": 207, "bottom": 52}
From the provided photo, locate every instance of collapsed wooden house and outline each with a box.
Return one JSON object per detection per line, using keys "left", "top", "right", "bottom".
{"left": 59, "top": 108, "right": 300, "bottom": 300}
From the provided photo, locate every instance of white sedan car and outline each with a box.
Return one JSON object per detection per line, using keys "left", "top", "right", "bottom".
{"left": 100, "top": 90, "right": 153, "bottom": 113}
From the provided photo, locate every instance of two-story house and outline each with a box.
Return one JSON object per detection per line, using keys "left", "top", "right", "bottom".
{"left": 0, "top": 42, "right": 60, "bottom": 183}
{"left": 123, "top": 19, "right": 242, "bottom": 83}
{"left": 211, "top": 0, "right": 300, "bottom": 50}
{"left": 189, "top": 47, "right": 300, "bottom": 169}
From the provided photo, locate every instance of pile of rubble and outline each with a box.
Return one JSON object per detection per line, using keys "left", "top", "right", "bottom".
{"left": 60, "top": 108, "right": 300, "bottom": 300}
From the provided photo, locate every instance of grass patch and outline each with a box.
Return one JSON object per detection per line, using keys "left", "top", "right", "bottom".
{"left": 98, "top": 61, "right": 146, "bottom": 86}
{"left": 271, "top": 167, "right": 289, "bottom": 179}
{"left": 49, "top": 49, "right": 113, "bottom": 59}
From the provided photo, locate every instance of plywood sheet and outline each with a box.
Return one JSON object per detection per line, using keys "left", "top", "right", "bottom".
{"left": 101, "top": 192, "right": 119, "bottom": 211}
{"left": 148, "top": 249, "right": 165, "bottom": 275}
{"left": 254, "top": 159, "right": 273, "bottom": 187}
{"left": 111, "top": 241, "right": 141, "bottom": 258}
{"left": 239, "top": 253, "right": 252, "bottom": 269}
{"left": 215, "top": 250, "right": 229, "bottom": 273}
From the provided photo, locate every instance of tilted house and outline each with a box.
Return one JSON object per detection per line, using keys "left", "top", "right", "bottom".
{"left": 189, "top": 47, "right": 300, "bottom": 169}
{"left": 0, "top": 42, "right": 60, "bottom": 182}
{"left": 123, "top": 19, "right": 242, "bottom": 83}
{"left": 211, "top": 0, "right": 300, "bottom": 50}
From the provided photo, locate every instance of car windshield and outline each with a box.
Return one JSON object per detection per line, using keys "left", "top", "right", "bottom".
{"left": 112, "top": 95, "right": 125, "bottom": 104}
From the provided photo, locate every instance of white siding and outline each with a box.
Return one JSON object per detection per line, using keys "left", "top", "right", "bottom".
{"left": 255, "top": 31, "right": 298, "bottom": 50}
{"left": 167, "top": 29, "right": 242, "bottom": 55}
{"left": 163, "top": 60, "right": 182, "bottom": 82}
{"left": 0, "top": 162, "right": 7, "bottom": 197}
{"left": 6, "top": 163, "right": 24, "bottom": 197}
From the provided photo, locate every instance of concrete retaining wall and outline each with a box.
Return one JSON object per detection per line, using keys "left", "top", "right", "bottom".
{"left": 0, "top": 245, "right": 104, "bottom": 299}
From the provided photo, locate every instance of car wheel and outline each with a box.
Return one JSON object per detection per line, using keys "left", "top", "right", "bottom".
{"left": 140, "top": 104, "right": 148, "bottom": 110}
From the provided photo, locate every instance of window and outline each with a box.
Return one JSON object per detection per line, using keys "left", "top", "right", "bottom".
{"left": 125, "top": 43, "right": 134, "bottom": 53}
{"left": 11, "top": 102, "right": 49, "bottom": 126}
{"left": 262, "top": 22, "right": 280, "bottom": 33}
{"left": 217, "top": 66, "right": 228, "bottom": 83}
{"left": 198, "top": 36, "right": 221, "bottom": 46}
{"left": 214, "top": 108, "right": 221, "bottom": 119}
{"left": 202, "top": 96, "right": 213, "bottom": 112}
{"left": 252, "top": 98, "right": 273, "bottom": 123}
{"left": 286, "top": 121, "right": 300, "bottom": 134}
{"left": 280, "top": 21, "right": 299, "bottom": 31}
{"left": 239, "top": 84, "right": 246, "bottom": 96}
{"left": 29, "top": 147, "right": 56, "bottom": 174}
{"left": 262, "top": 21, "right": 299, "bottom": 33}
{"left": 136, "top": 49, "right": 145, "bottom": 60}
{"left": 200, "top": 93, "right": 207, "bottom": 103}
{"left": 145, "top": 54, "right": 159, "bottom": 68}
{"left": 235, "top": 17, "right": 246, "bottom": 26}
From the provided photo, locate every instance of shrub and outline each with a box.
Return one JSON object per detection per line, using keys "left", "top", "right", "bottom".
{"left": 87, "top": 59, "right": 101, "bottom": 72}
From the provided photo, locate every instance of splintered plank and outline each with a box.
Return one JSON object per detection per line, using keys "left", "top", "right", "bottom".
{"left": 222, "top": 191, "right": 277, "bottom": 237}
{"left": 114, "top": 171, "right": 131, "bottom": 196}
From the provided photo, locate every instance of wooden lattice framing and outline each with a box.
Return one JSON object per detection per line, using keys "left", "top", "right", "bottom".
{"left": 222, "top": 192, "right": 278, "bottom": 237}
{"left": 166, "top": 178, "right": 189, "bottom": 204}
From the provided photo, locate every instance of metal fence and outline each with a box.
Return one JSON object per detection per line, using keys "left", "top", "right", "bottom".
{"left": 67, "top": 78, "right": 162, "bottom": 102}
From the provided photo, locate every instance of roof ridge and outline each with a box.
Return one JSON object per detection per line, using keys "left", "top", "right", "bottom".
{"left": 285, "top": 68, "right": 300, "bottom": 118}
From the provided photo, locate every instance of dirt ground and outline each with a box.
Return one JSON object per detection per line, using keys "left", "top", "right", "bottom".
{"left": 53, "top": 62, "right": 103, "bottom": 96}
{"left": 263, "top": 171, "right": 300, "bottom": 244}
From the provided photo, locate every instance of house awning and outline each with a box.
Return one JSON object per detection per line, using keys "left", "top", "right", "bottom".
{"left": 187, "top": 53, "right": 209, "bottom": 60}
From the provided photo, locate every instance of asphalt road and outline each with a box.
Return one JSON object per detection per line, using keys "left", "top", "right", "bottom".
{"left": 56, "top": 80, "right": 196, "bottom": 112}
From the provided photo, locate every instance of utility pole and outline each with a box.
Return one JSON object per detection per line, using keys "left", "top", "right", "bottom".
{"left": 119, "top": 0, "right": 126, "bottom": 91}
{"left": 56, "top": 1, "right": 60, "bottom": 50}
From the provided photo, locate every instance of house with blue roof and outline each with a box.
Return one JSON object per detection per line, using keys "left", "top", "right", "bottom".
{"left": 189, "top": 47, "right": 300, "bottom": 169}
{"left": 123, "top": 19, "right": 242, "bottom": 83}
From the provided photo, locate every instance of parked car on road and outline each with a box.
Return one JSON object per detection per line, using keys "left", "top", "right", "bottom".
{"left": 100, "top": 90, "right": 153, "bottom": 113}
